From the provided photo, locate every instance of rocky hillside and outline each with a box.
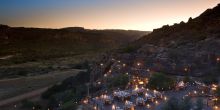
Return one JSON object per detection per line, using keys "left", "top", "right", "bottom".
{"left": 136, "top": 4, "right": 220, "bottom": 47}
{"left": 0, "top": 25, "right": 148, "bottom": 65}
{"left": 92, "top": 4, "right": 220, "bottom": 78}
{"left": 134, "top": 4, "right": 220, "bottom": 76}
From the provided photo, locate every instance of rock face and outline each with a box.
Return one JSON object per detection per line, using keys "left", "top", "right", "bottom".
{"left": 135, "top": 4, "right": 220, "bottom": 76}
{"left": 91, "top": 4, "right": 220, "bottom": 77}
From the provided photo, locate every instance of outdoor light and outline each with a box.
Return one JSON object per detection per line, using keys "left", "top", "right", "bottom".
{"left": 194, "top": 91, "right": 197, "bottom": 94}
{"left": 94, "top": 106, "right": 97, "bottom": 110}
{"left": 100, "top": 63, "right": 103, "bottom": 66}
{"left": 217, "top": 57, "right": 220, "bottom": 62}
{"left": 212, "top": 84, "right": 218, "bottom": 91}
{"left": 104, "top": 74, "right": 107, "bottom": 77}
{"left": 83, "top": 99, "right": 88, "bottom": 104}
{"left": 98, "top": 82, "right": 101, "bottom": 85}
{"left": 112, "top": 104, "right": 116, "bottom": 110}
{"left": 164, "top": 96, "right": 167, "bottom": 101}
{"left": 146, "top": 104, "right": 150, "bottom": 108}
{"left": 184, "top": 67, "right": 188, "bottom": 72}
{"left": 145, "top": 93, "right": 150, "bottom": 97}
{"left": 134, "top": 85, "right": 138, "bottom": 91}
{"left": 139, "top": 81, "right": 144, "bottom": 85}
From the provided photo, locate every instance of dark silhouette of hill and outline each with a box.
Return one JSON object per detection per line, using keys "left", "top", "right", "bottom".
{"left": 135, "top": 4, "right": 220, "bottom": 47}
{"left": 0, "top": 25, "right": 148, "bottom": 64}
{"left": 129, "top": 4, "right": 220, "bottom": 76}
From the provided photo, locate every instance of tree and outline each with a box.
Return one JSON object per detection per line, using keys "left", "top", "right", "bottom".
{"left": 148, "top": 72, "right": 174, "bottom": 90}
{"left": 183, "top": 75, "right": 191, "bottom": 83}
{"left": 215, "top": 87, "right": 220, "bottom": 98}
{"left": 107, "top": 74, "right": 129, "bottom": 89}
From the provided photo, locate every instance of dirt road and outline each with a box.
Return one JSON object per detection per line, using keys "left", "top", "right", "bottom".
{"left": 0, "top": 69, "right": 86, "bottom": 107}
{"left": 0, "top": 86, "right": 49, "bottom": 107}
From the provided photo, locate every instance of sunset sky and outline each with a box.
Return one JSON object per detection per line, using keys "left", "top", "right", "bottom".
{"left": 0, "top": 0, "right": 219, "bottom": 31}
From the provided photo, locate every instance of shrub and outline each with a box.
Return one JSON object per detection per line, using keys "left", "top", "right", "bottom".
{"left": 61, "top": 101, "right": 77, "bottom": 110}
{"left": 148, "top": 72, "right": 174, "bottom": 90}
{"left": 21, "top": 100, "right": 42, "bottom": 110}
{"left": 202, "top": 72, "right": 218, "bottom": 84}
{"left": 121, "top": 45, "right": 137, "bottom": 53}
{"left": 107, "top": 74, "right": 129, "bottom": 89}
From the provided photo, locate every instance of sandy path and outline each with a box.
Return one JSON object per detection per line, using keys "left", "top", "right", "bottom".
{"left": 0, "top": 69, "right": 86, "bottom": 107}
{"left": 0, "top": 86, "right": 49, "bottom": 107}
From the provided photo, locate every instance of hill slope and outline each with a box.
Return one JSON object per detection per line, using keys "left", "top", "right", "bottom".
{"left": 133, "top": 4, "right": 220, "bottom": 76}
{"left": 0, "top": 25, "right": 148, "bottom": 65}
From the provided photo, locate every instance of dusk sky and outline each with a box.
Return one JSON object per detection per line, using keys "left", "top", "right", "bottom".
{"left": 0, "top": 0, "right": 220, "bottom": 31}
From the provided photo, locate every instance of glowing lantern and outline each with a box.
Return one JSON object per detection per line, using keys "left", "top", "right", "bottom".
{"left": 217, "top": 58, "right": 220, "bottom": 62}
{"left": 94, "top": 106, "right": 97, "bottom": 110}
{"left": 164, "top": 96, "right": 167, "bottom": 101}
{"left": 184, "top": 67, "right": 188, "bottom": 72}
{"left": 146, "top": 104, "right": 150, "bottom": 108}
{"left": 112, "top": 104, "right": 116, "bottom": 110}
{"left": 139, "top": 81, "right": 144, "bottom": 85}
{"left": 123, "top": 64, "right": 126, "bottom": 67}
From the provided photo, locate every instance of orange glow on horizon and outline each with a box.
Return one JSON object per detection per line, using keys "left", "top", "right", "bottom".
{"left": 1, "top": 1, "right": 220, "bottom": 31}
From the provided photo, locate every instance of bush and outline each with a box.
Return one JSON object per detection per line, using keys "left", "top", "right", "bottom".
{"left": 107, "top": 74, "right": 129, "bottom": 89}
{"left": 42, "top": 70, "right": 91, "bottom": 109}
{"left": 148, "top": 72, "right": 174, "bottom": 90}
{"left": 21, "top": 100, "right": 42, "bottom": 110}
{"left": 42, "top": 71, "right": 90, "bottom": 99}
{"left": 215, "top": 87, "right": 220, "bottom": 97}
{"left": 202, "top": 73, "right": 218, "bottom": 84}
{"left": 121, "top": 45, "right": 137, "bottom": 53}
{"left": 61, "top": 101, "right": 77, "bottom": 110}
{"left": 183, "top": 75, "right": 191, "bottom": 83}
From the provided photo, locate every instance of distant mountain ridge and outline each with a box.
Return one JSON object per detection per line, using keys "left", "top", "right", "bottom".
{"left": 0, "top": 25, "right": 148, "bottom": 65}
{"left": 92, "top": 4, "right": 219, "bottom": 78}
{"left": 135, "top": 4, "right": 220, "bottom": 47}
{"left": 125, "top": 4, "right": 220, "bottom": 76}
